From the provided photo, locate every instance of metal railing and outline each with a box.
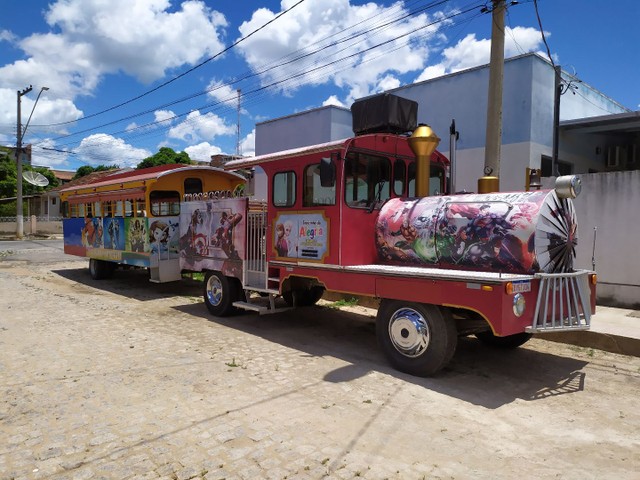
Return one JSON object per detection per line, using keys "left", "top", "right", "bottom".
{"left": 528, "top": 271, "right": 592, "bottom": 333}
{"left": 244, "top": 203, "right": 268, "bottom": 288}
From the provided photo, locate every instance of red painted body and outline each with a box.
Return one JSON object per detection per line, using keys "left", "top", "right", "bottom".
{"left": 227, "top": 132, "right": 595, "bottom": 337}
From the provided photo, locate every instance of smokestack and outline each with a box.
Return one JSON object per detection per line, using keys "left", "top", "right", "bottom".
{"left": 408, "top": 124, "right": 440, "bottom": 197}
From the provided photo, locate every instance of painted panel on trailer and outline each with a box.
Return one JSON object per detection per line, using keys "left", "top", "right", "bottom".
{"left": 179, "top": 198, "right": 246, "bottom": 278}
{"left": 126, "top": 218, "right": 148, "bottom": 253}
{"left": 273, "top": 212, "right": 329, "bottom": 261}
{"left": 148, "top": 216, "right": 180, "bottom": 258}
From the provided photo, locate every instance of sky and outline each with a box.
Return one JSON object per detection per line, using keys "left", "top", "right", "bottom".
{"left": 1, "top": 0, "right": 638, "bottom": 172}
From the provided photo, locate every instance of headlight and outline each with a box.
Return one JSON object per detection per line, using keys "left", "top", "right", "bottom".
{"left": 513, "top": 293, "right": 526, "bottom": 317}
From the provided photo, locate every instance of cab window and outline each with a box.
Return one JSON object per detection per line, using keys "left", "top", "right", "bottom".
{"left": 303, "top": 163, "right": 336, "bottom": 206}
{"left": 273, "top": 171, "right": 296, "bottom": 207}
{"left": 344, "top": 151, "right": 391, "bottom": 209}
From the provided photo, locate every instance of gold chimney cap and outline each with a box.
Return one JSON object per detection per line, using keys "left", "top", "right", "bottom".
{"left": 408, "top": 124, "right": 440, "bottom": 158}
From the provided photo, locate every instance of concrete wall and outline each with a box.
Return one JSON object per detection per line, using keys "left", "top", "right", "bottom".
{"left": 543, "top": 171, "right": 640, "bottom": 308}
{"left": 0, "top": 217, "right": 63, "bottom": 236}
{"left": 256, "top": 105, "right": 352, "bottom": 155}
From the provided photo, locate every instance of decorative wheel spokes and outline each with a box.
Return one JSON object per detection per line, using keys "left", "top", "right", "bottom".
{"left": 388, "top": 308, "right": 430, "bottom": 358}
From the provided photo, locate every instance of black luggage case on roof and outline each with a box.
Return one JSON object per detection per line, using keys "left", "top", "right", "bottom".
{"left": 351, "top": 93, "right": 418, "bottom": 136}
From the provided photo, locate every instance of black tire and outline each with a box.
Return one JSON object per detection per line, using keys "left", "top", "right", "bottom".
{"left": 475, "top": 331, "right": 532, "bottom": 349}
{"left": 89, "top": 258, "right": 115, "bottom": 280}
{"left": 376, "top": 301, "right": 457, "bottom": 377}
{"left": 204, "top": 271, "right": 241, "bottom": 317}
{"left": 283, "top": 286, "right": 324, "bottom": 307}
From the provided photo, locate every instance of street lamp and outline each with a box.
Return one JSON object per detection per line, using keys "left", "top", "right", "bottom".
{"left": 16, "top": 85, "right": 49, "bottom": 239}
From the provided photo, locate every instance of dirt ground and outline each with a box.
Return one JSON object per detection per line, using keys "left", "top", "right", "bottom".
{"left": 1, "top": 240, "right": 639, "bottom": 480}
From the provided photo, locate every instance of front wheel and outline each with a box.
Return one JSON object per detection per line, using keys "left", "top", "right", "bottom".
{"left": 475, "top": 331, "right": 532, "bottom": 348}
{"left": 376, "top": 301, "right": 457, "bottom": 377}
{"left": 204, "top": 271, "right": 241, "bottom": 317}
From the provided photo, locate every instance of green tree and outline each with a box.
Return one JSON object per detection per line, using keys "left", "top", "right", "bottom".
{"left": 0, "top": 153, "right": 60, "bottom": 216}
{"left": 136, "top": 147, "right": 192, "bottom": 169}
{"left": 72, "top": 164, "right": 120, "bottom": 180}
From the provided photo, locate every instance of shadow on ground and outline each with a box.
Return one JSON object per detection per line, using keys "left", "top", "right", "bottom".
{"left": 173, "top": 301, "right": 589, "bottom": 409}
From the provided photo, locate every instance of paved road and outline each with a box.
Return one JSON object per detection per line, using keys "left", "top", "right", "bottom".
{"left": 1, "top": 241, "right": 639, "bottom": 480}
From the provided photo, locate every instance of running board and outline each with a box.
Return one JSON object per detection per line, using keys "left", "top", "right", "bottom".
{"left": 233, "top": 293, "right": 292, "bottom": 315}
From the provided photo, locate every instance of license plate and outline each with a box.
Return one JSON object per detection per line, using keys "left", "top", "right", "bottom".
{"left": 512, "top": 280, "right": 531, "bottom": 293}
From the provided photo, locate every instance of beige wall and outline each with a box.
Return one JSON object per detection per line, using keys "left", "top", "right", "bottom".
{"left": 0, "top": 217, "right": 63, "bottom": 236}
{"left": 544, "top": 170, "right": 640, "bottom": 309}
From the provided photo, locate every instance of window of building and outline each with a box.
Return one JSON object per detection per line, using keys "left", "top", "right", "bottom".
{"left": 541, "top": 155, "right": 573, "bottom": 177}
{"left": 344, "top": 151, "right": 391, "bottom": 209}
{"left": 303, "top": 163, "right": 336, "bottom": 206}
{"left": 273, "top": 171, "right": 296, "bottom": 207}
{"left": 150, "top": 191, "right": 180, "bottom": 216}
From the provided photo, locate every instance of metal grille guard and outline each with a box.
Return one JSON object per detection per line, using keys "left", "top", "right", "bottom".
{"left": 527, "top": 271, "right": 592, "bottom": 333}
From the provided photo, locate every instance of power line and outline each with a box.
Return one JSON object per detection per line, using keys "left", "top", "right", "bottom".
{"left": 48, "top": 3, "right": 483, "bottom": 153}
{"left": 35, "top": 0, "right": 308, "bottom": 128}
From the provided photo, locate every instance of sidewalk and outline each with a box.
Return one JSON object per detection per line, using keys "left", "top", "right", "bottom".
{"left": 542, "top": 305, "right": 640, "bottom": 357}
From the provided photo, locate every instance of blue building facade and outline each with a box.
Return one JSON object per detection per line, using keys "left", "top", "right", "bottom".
{"left": 255, "top": 53, "right": 631, "bottom": 192}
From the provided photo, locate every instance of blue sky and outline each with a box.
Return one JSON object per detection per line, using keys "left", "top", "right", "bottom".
{"left": 1, "top": 0, "right": 638, "bottom": 172}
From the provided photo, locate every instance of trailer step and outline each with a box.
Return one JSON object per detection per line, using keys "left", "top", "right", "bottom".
{"left": 232, "top": 298, "right": 293, "bottom": 315}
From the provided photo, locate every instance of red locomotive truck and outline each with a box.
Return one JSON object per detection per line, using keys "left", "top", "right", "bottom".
{"left": 197, "top": 94, "right": 594, "bottom": 376}
{"left": 63, "top": 94, "right": 595, "bottom": 376}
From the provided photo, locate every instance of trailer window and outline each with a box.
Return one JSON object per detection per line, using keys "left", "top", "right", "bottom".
{"left": 303, "top": 163, "right": 336, "bottom": 206}
{"left": 344, "top": 152, "right": 390, "bottom": 208}
{"left": 184, "top": 178, "right": 203, "bottom": 195}
{"left": 273, "top": 171, "right": 296, "bottom": 207}
{"left": 150, "top": 190, "right": 180, "bottom": 216}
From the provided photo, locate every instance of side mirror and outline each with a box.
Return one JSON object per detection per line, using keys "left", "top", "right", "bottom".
{"left": 320, "top": 157, "right": 335, "bottom": 187}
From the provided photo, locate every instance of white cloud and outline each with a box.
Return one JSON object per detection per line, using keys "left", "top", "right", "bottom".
{"left": 154, "top": 109, "right": 176, "bottom": 126}
{"left": 235, "top": 0, "right": 448, "bottom": 105}
{"left": 184, "top": 141, "right": 224, "bottom": 162}
{"left": 415, "top": 26, "right": 547, "bottom": 81}
{"left": 207, "top": 79, "right": 241, "bottom": 106}
{"left": 0, "top": 0, "right": 227, "bottom": 121}
{"left": 168, "top": 110, "right": 235, "bottom": 142}
{"left": 322, "top": 95, "right": 346, "bottom": 108}
{"left": 240, "top": 129, "right": 256, "bottom": 157}
{"left": 75, "top": 133, "right": 151, "bottom": 167}
{"left": 0, "top": 88, "right": 82, "bottom": 133}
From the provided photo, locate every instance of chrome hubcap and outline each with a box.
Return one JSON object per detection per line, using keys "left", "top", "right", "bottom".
{"left": 388, "top": 308, "right": 430, "bottom": 358}
{"left": 206, "top": 275, "right": 223, "bottom": 306}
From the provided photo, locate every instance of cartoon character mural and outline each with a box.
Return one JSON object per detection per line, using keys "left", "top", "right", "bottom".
{"left": 149, "top": 220, "right": 170, "bottom": 254}
{"left": 273, "top": 213, "right": 328, "bottom": 261}
{"left": 81, "top": 217, "right": 103, "bottom": 248}
{"left": 104, "top": 217, "right": 125, "bottom": 250}
{"left": 179, "top": 198, "right": 247, "bottom": 278}
{"left": 376, "top": 189, "right": 577, "bottom": 274}
{"left": 127, "top": 218, "right": 148, "bottom": 253}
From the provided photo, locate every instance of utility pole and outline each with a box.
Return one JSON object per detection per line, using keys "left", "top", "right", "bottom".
{"left": 16, "top": 85, "right": 33, "bottom": 239}
{"left": 236, "top": 89, "right": 241, "bottom": 157}
{"left": 480, "top": 0, "right": 505, "bottom": 193}
{"left": 551, "top": 64, "right": 562, "bottom": 177}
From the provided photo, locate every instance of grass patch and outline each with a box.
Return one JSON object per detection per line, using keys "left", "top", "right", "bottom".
{"left": 328, "top": 297, "right": 359, "bottom": 309}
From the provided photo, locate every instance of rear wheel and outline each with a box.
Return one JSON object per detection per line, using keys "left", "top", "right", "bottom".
{"left": 89, "top": 258, "right": 115, "bottom": 280}
{"left": 376, "top": 301, "right": 457, "bottom": 376}
{"left": 204, "top": 271, "right": 241, "bottom": 317}
{"left": 475, "top": 331, "right": 532, "bottom": 348}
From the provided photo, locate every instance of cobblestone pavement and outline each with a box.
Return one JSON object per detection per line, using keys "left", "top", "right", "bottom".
{"left": 1, "top": 242, "right": 639, "bottom": 480}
